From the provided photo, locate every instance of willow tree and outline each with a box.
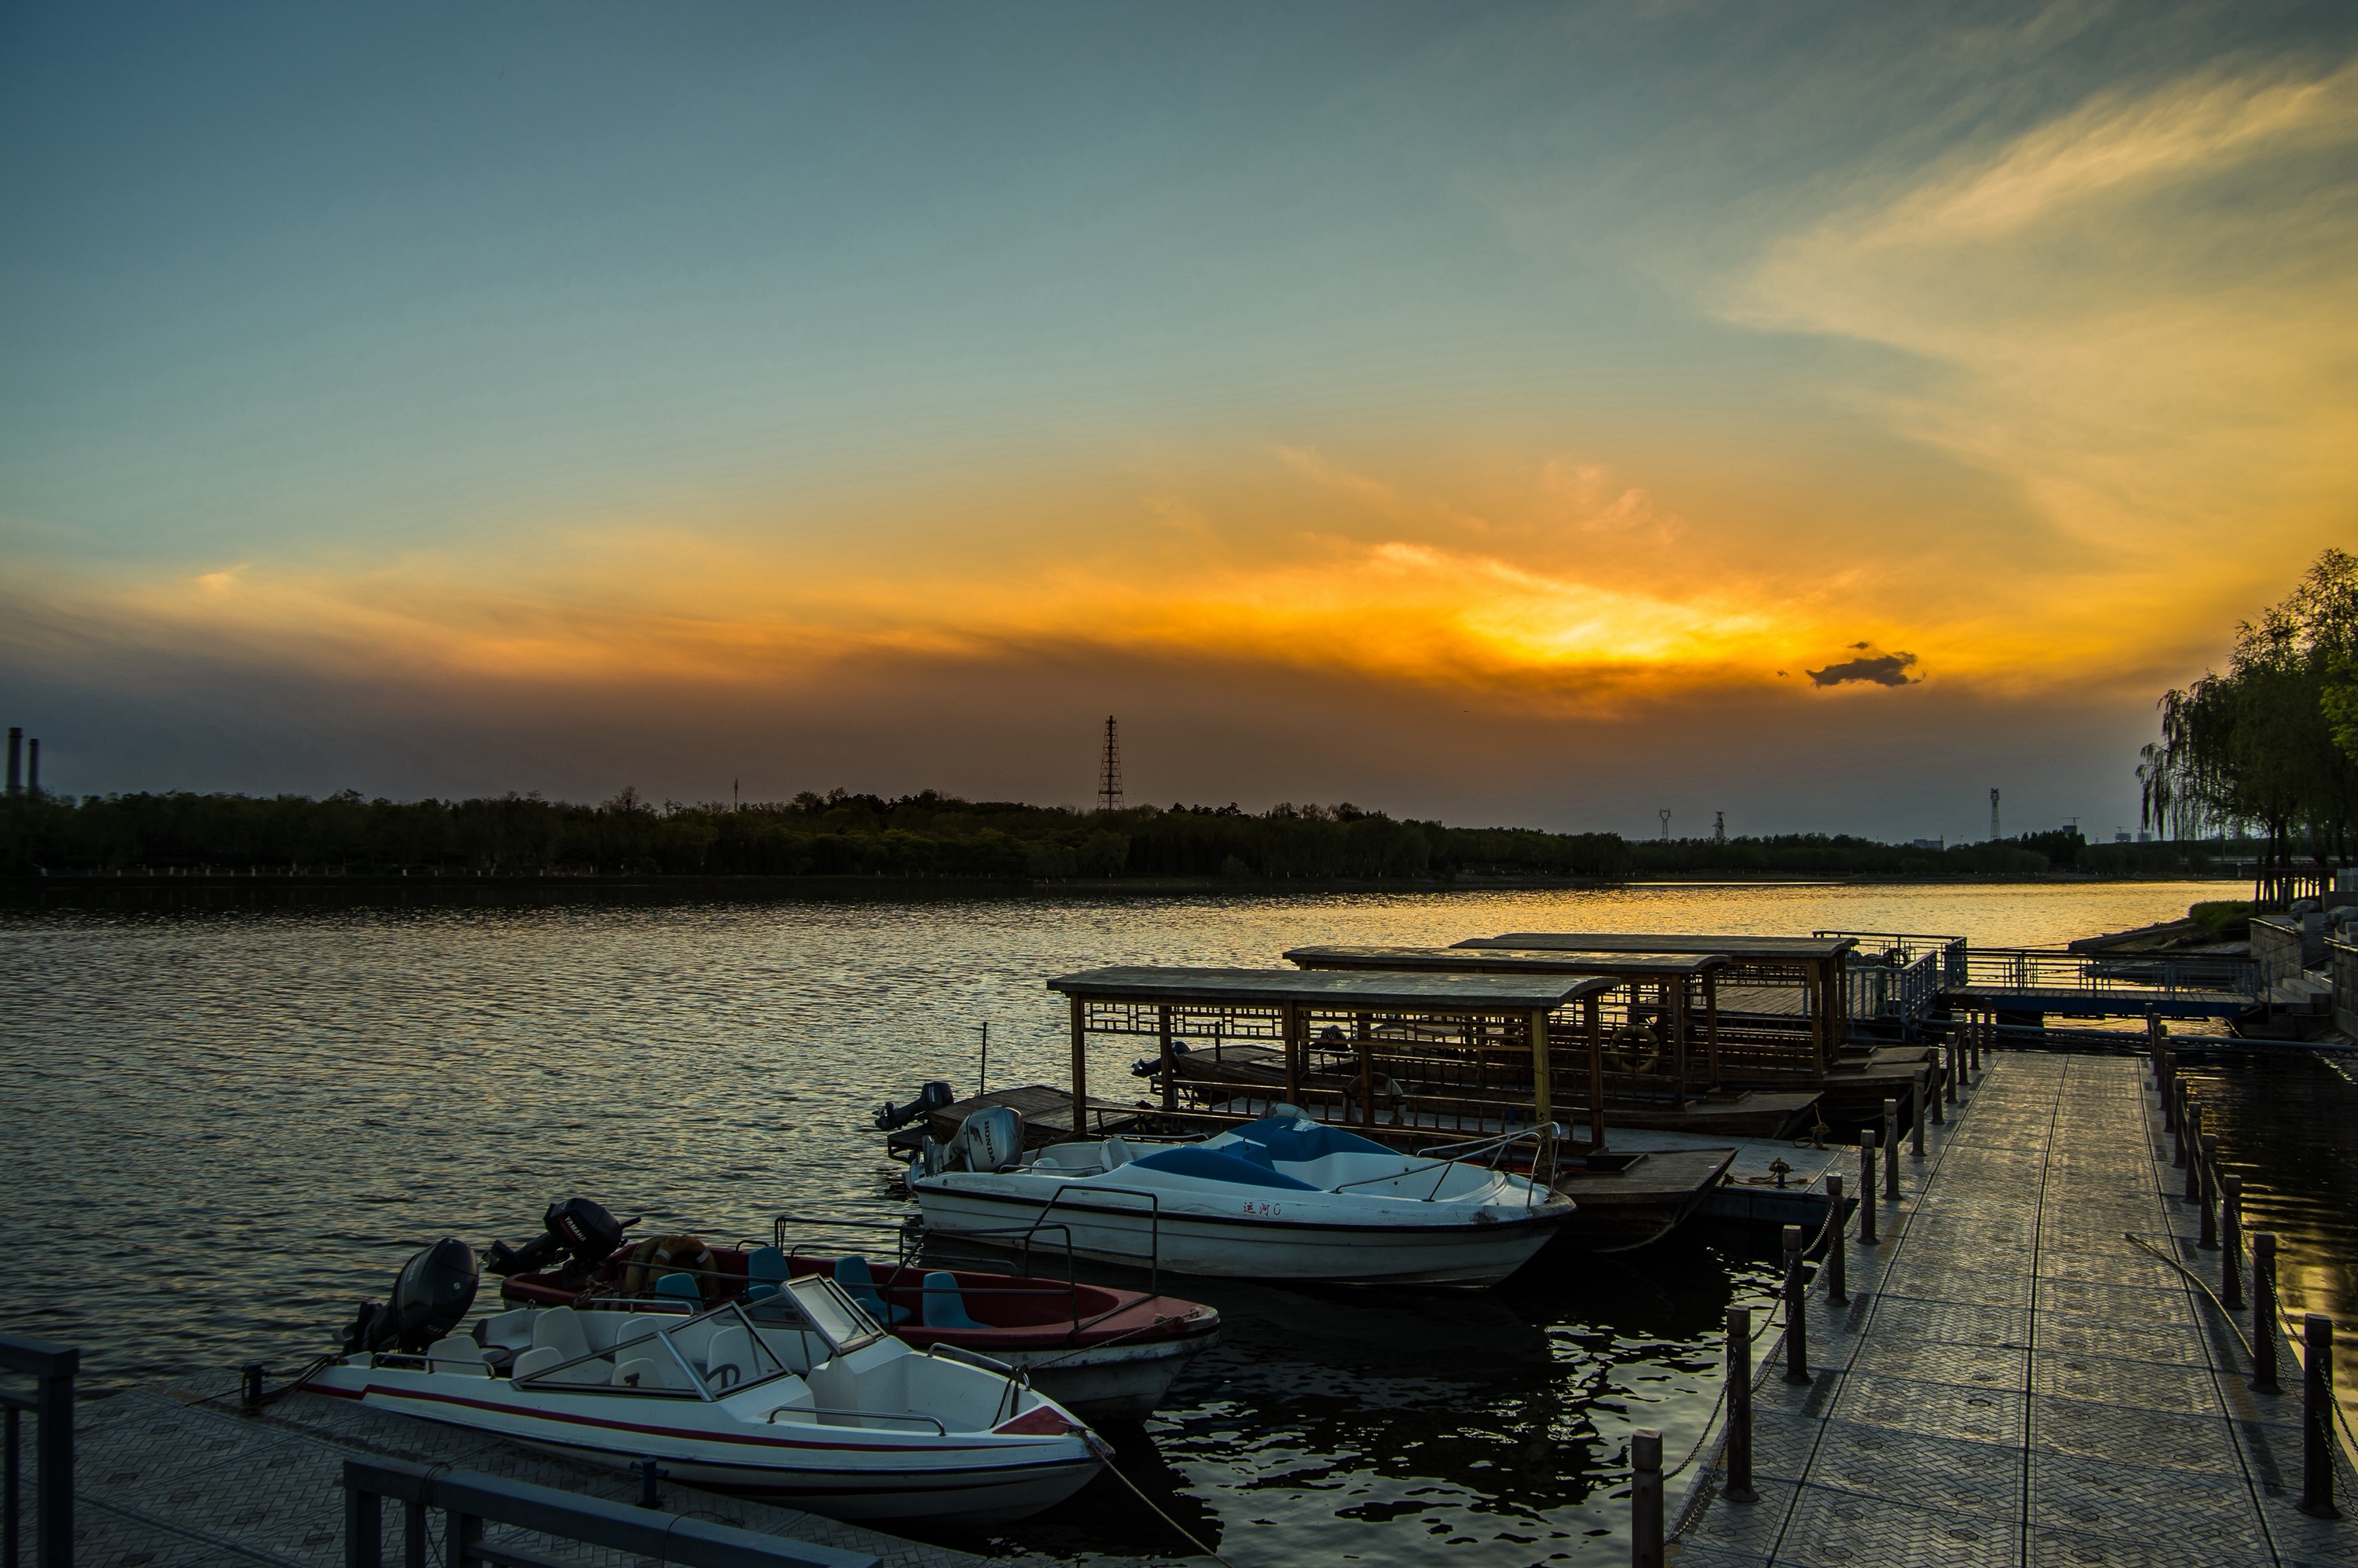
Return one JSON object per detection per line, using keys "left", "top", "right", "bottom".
{"left": 2140, "top": 548, "right": 2358, "bottom": 875}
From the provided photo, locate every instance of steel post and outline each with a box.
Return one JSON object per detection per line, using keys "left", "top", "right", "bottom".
{"left": 1783, "top": 1225, "right": 1810, "bottom": 1384}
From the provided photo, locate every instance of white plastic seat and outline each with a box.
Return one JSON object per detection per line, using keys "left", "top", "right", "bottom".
{"left": 703, "top": 1325, "right": 758, "bottom": 1392}
{"left": 512, "top": 1346, "right": 614, "bottom": 1385}
{"left": 428, "top": 1336, "right": 490, "bottom": 1376}
{"left": 480, "top": 1309, "right": 538, "bottom": 1353}
{"left": 612, "top": 1354, "right": 689, "bottom": 1391}
{"left": 529, "top": 1312, "right": 591, "bottom": 1361}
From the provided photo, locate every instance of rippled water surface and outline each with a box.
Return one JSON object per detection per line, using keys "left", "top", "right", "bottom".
{"left": 2, "top": 879, "right": 2285, "bottom": 1564}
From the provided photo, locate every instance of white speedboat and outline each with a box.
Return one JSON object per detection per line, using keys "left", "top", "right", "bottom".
{"left": 309, "top": 1273, "right": 1101, "bottom": 1524}
{"left": 910, "top": 1108, "right": 1574, "bottom": 1287}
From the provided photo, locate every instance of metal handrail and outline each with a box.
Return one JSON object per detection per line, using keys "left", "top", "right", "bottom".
{"left": 1, "top": 1333, "right": 73, "bottom": 1568}
{"left": 511, "top": 1299, "right": 792, "bottom": 1396}
{"left": 1011, "top": 1184, "right": 1164, "bottom": 1297}
{"left": 763, "top": 1405, "right": 949, "bottom": 1434}
{"left": 340, "top": 1456, "right": 876, "bottom": 1568}
{"left": 1382, "top": 1122, "right": 1563, "bottom": 1206}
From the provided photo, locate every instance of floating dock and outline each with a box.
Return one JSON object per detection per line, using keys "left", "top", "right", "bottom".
{"left": 1670, "top": 1050, "right": 2358, "bottom": 1565}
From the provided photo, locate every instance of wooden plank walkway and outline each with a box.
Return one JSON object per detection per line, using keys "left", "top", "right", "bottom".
{"left": 1671, "top": 1050, "right": 2358, "bottom": 1566}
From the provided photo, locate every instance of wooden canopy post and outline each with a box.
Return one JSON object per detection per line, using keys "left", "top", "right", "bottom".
{"left": 1702, "top": 970, "right": 1721, "bottom": 1089}
{"left": 1529, "top": 1008, "right": 1553, "bottom": 1131}
{"left": 1068, "top": 993, "right": 1089, "bottom": 1140}
{"left": 1828, "top": 948, "right": 1849, "bottom": 1060}
{"left": 1807, "top": 964, "right": 1825, "bottom": 1076}
{"left": 1282, "top": 1001, "right": 1302, "bottom": 1112}
{"left": 1355, "top": 1010, "right": 1376, "bottom": 1127}
{"left": 1158, "top": 1004, "right": 1175, "bottom": 1112}
{"left": 1585, "top": 992, "right": 1606, "bottom": 1151}
{"left": 1667, "top": 980, "right": 1688, "bottom": 1113}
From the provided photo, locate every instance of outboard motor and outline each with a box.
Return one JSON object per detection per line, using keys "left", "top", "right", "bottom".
{"left": 942, "top": 1105, "right": 1025, "bottom": 1172}
{"left": 342, "top": 1238, "right": 480, "bottom": 1354}
{"left": 876, "top": 1080, "right": 955, "bottom": 1131}
{"left": 483, "top": 1197, "right": 629, "bottom": 1281}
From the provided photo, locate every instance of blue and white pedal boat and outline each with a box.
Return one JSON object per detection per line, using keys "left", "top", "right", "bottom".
{"left": 910, "top": 1110, "right": 1574, "bottom": 1287}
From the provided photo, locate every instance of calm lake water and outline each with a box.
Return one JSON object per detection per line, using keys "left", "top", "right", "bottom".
{"left": 6, "top": 878, "right": 2341, "bottom": 1566}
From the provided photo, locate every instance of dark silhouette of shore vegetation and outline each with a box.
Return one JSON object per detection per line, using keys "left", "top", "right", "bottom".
{"left": 0, "top": 786, "right": 2258, "bottom": 883}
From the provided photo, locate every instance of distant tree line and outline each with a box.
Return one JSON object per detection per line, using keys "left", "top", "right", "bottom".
{"left": 2140, "top": 548, "right": 2358, "bottom": 873}
{"left": 0, "top": 785, "right": 2242, "bottom": 882}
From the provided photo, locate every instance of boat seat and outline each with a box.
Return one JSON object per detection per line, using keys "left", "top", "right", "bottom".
{"left": 834, "top": 1257, "right": 909, "bottom": 1325}
{"left": 920, "top": 1272, "right": 984, "bottom": 1331}
{"left": 428, "top": 1335, "right": 491, "bottom": 1376}
{"left": 612, "top": 1354, "right": 689, "bottom": 1392}
{"left": 612, "top": 1315, "right": 675, "bottom": 1350}
{"left": 512, "top": 1346, "right": 614, "bottom": 1385}
{"left": 480, "top": 1309, "right": 538, "bottom": 1353}
{"left": 703, "top": 1324, "right": 760, "bottom": 1391}
{"left": 653, "top": 1272, "right": 703, "bottom": 1308}
{"left": 745, "top": 1246, "right": 790, "bottom": 1302}
{"left": 529, "top": 1311, "right": 592, "bottom": 1361}
{"left": 1101, "top": 1136, "right": 1135, "bottom": 1167}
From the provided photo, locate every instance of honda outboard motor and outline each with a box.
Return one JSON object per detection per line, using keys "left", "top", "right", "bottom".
{"left": 342, "top": 1238, "right": 480, "bottom": 1354}
{"left": 942, "top": 1105, "right": 1025, "bottom": 1172}
{"left": 875, "top": 1080, "right": 955, "bottom": 1131}
{"left": 484, "top": 1197, "right": 630, "bottom": 1281}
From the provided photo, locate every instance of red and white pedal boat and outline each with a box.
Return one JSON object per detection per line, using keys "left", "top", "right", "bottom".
{"left": 500, "top": 1241, "right": 1220, "bottom": 1422}
{"left": 310, "top": 1275, "right": 1101, "bottom": 1525}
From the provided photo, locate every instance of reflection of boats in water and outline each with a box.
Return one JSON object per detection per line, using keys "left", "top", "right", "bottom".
{"left": 314, "top": 1240, "right": 1101, "bottom": 1523}
{"left": 912, "top": 1107, "right": 1574, "bottom": 1287}
{"left": 487, "top": 1200, "right": 1219, "bottom": 1422}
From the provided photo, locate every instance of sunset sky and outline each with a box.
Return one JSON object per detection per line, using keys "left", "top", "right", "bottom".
{"left": 3, "top": 2, "right": 2353, "bottom": 841}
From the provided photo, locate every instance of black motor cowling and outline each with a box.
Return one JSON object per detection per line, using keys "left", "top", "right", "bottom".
{"left": 342, "top": 1238, "right": 480, "bottom": 1354}
{"left": 484, "top": 1197, "right": 628, "bottom": 1280}
{"left": 875, "top": 1080, "right": 954, "bottom": 1131}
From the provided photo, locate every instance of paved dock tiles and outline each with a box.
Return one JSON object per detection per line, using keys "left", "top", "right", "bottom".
{"left": 62, "top": 1370, "right": 1155, "bottom": 1568}
{"left": 1672, "top": 1051, "right": 2358, "bottom": 1567}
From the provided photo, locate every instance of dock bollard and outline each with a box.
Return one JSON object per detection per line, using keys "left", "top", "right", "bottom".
{"left": 1632, "top": 1427, "right": 1665, "bottom": 1566}
{"left": 2198, "top": 1133, "right": 2220, "bottom": 1250}
{"left": 2172, "top": 1084, "right": 2188, "bottom": 1167}
{"left": 1882, "top": 1100, "right": 1901, "bottom": 1199}
{"left": 1911, "top": 1070, "right": 1928, "bottom": 1156}
{"left": 1857, "top": 1131, "right": 1879, "bottom": 1244}
{"left": 1723, "top": 1309, "right": 1758, "bottom": 1504}
{"left": 1782, "top": 1225, "right": 1811, "bottom": 1384}
{"left": 2252, "top": 1233, "right": 2281, "bottom": 1394}
{"left": 1930, "top": 1058, "right": 1946, "bottom": 1126}
{"left": 241, "top": 1362, "right": 266, "bottom": 1411}
{"left": 1943, "top": 1035, "right": 1959, "bottom": 1104}
{"left": 1825, "top": 1174, "right": 1849, "bottom": 1305}
{"left": 634, "top": 1456, "right": 668, "bottom": 1509}
{"left": 2299, "top": 1315, "right": 2340, "bottom": 1520}
{"left": 2222, "top": 1176, "right": 2245, "bottom": 1309}
{"left": 2184, "top": 1105, "right": 2203, "bottom": 1203}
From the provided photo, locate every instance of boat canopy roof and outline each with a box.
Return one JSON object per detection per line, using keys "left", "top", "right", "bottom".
{"left": 1284, "top": 944, "right": 1725, "bottom": 978}
{"left": 1047, "top": 964, "right": 1614, "bottom": 1012}
{"left": 1456, "top": 932, "right": 1858, "bottom": 960}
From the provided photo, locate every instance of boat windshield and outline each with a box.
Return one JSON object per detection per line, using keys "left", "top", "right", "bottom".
{"left": 785, "top": 1275, "right": 889, "bottom": 1357}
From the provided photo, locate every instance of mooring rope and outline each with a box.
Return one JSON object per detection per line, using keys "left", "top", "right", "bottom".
{"left": 1078, "top": 1429, "right": 1237, "bottom": 1566}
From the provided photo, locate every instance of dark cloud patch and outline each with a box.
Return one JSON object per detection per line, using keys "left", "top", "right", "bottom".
{"left": 1807, "top": 649, "right": 1920, "bottom": 688}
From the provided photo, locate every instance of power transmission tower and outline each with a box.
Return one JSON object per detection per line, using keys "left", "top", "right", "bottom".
{"left": 1989, "top": 788, "right": 2001, "bottom": 843}
{"left": 1658, "top": 808, "right": 1672, "bottom": 843}
{"left": 1098, "top": 716, "right": 1123, "bottom": 813}
{"left": 1713, "top": 811, "right": 1726, "bottom": 844}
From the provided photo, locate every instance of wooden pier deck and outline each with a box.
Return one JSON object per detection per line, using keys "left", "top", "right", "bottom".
{"left": 1671, "top": 1050, "right": 2358, "bottom": 1566}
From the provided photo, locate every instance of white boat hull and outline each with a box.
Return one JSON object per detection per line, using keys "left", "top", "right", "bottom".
{"left": 913, "top": 1184, "right": 1567, "bottom": 1286}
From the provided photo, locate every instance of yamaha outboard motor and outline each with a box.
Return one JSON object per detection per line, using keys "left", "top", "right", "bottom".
{"left": 875, "top": 1080, "right": 955, "bottom": 1131}
{"left": 483, "top": 1197, "right": 629, "bottom": 1281}
{"left": 342, "top": 1238, "right": 480, "bottom": 1354}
